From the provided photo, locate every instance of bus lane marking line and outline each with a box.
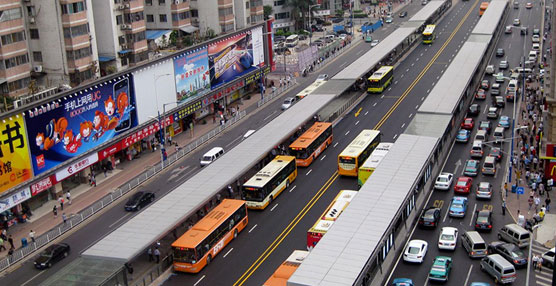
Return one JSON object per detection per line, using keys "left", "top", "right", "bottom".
{"left": 306, "top": 169, "right": 312, "bottom": 175}
{"left": 248, "top": 224, "right": 258, "bottom": 233}
{"left": 109, "top": 212, "right": 132, "bottom": 228}
{"left": 263, "top": 110, "right": 277, "bottom": 121}
{"left": 373, "top": 102, "right": 378, "bottom": 107}
{"left": 401, "top": 123, "right": 405, "bottom": 128}
{"left": 194, "top": 275, "right": 206, "bottom": 286}
{"left": 442, "top": 205, "right": 450, "bottom": 223}
{"left": 409, "top": 114, "right": 413, "bottom": 118}
{"left": 355, "top": 120, "right": 360, "bottom": 125}
{"left": 469, "top": 203, "right": 477, "bottom": 226}
{"left": 401, "top": 74, "right": 404, "bottom": 78}
{"left": 406, "top": 69, "right": 410, "bottom": 72}
{"left": 333, "top": 142, "right": 338, "bottom": 147}
{"left": 345, "top": 131, "right": 350, "bottom": 136}
{"left": 394, "top": 81, "right": 398, "bottom": 85}
{"left": 356, "top": 50, "right": 364, "bottom": 55}
{"left": 223, "top": 248, "right": 234, "bottom": 258}
{"left": 381, "top": 95, "right": 385, "bottom": 99}
{"left": 270, "top": 204, "right": 279, "bottom": 212}
{"left": 464, "top": 265, "right": 474, "bottom": 286}
{"left": 226, "top": 135, "right": 243, "bottom": 148}
{"left": 289, "top": 185, "right": 296, "bottom": 193}
{"left": 483, "top": 105, "right": 488, "bottom": 113}
{"left": 364, "top": 111, "right": 369, "bottom": 115}
{"left": 320, "top": 155, "right": 326, "bottom": 161}
{"left": 393, "top": 134, "right": 398, "bottom": 140}
{"left": 21, "top": 271, "right": 45, "bottom": 286}
{"left": 415, "top": 105, "right": 419, "bottom": 109}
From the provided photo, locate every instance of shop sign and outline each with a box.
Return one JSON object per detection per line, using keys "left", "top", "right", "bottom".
{"left": 55, "top": 153, "right": 99, "bottom": 182}
{"left": 121, "top": 117, "right": 170, "bottom": 148}
{"left": 202, "top": 81, "right": 245, "bottom": 107}
{"left": 30, "top": 176, "right": 53, "bottom": 196}
{"left": 0, "top": 187, "right": 31, "bottom": 212}
{"left": 0, "top": 115, "right": 33, "bottom": 194}
{"left": 173, "top": 101, "right": 202, "bottom": 121}
{"left": 244, "top": 66, "right": 271, "bottom": 86}
{"left": 98, "top": 141, "right": 123, "bottom": 160}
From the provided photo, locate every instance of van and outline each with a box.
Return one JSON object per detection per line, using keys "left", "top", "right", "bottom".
{"left": 475, "top": 130, "right": 488, "bottom": 142}
{"left": 285, "top": 35, "right": 299, "bottom": 48}
{"left": 493, "top": 127, "right": 505, "bottom": 144}
{"left": 482, "top": 156, "right": 496, "bottom": 176}
{"left": 462, "top": 231, "right": 488, "bottom": 258}
{"left": 507, "top": 79, "right": 518, "bottom": 93}
{"left": 200, "top": 147, "right": 225, "bottom": 167}
{"left": 498, "top": 223, "right": 530, "bottom": 248}
{"left": 480, "top": 254, "right": 517, "bottom": 284}
{"left": 529, "top": 50, "right": 537, "bottom": 62}
{"left": 470, "top": 140, "right": 484, "bottom": 158}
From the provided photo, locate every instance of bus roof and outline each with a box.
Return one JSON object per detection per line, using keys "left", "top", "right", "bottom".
{"left": 296, "top": 80, "right": 327, "bottom": 98}
{"left": 243, "top": 156, "right": 295, "bottom": 188}
{"left": 368, "top": 66, "right": 394, "bottom": 80}
{"left": 310, "top": 190, "right": 357, "bottom": 232}
{"left": 263, "top": 250, "right": 309, "bottom": 286}
{"left": 480, "top": 2, "right": 489, "bottom": 8}
{"left": 338, "top": 129, "right": 381, "bottom": 158}
{"left": 360, "top": 142, "right": 394, "bottom": 169}
{"left": 171, "top": 199, "right": 245, "bottom": 248}
{"left": 289, "top": 122, "right": 332, "bottom": 149}
{"left": 423, "top": 25, "right": 436, "bottom": 34}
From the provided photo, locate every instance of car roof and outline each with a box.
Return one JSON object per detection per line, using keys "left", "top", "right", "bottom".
{"left": 441, "top": 227, "right": 458, "bottom": 234}
{"left": 453, "top": 196, "right": 467, "bottom": 202}
{"left": 479, "top": 181, "right": 491, "bottom": 187}
{"left": 408, "top": 239, "right": 427, "bottom": 246}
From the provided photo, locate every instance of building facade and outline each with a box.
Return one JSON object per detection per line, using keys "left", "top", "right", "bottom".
{"left": 263, "top": 0, "right": 295, "bottom": 32}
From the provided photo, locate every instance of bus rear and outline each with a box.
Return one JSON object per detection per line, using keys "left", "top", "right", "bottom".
{"left": 338, "top": 130, "right": 381, "bottom": 176}
{"left": 289, "top": 122, "right": 333, "bottom": 167}
{"left": 479, "top": 2, "right": 489, "bottom": 15}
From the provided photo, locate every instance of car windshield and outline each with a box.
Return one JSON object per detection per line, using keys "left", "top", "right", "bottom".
{"left": 437, "top": 177, "right": 448, "bottom": 182}
{"left": 40, "top": 251, "right": 54, "bottom": 258}
{"left": 440, "top": 234, "right": 454, "bottom": 240}
{"left": 510, "top": 249, "right": 524, "bottom": 258}
{"left": 452, "top": 203, "right": 463, "bottom": 209}
{"left": 477, "top": 215, "right": 489, "bottom": 223}
{"left": 424, "top": 210, "right": 436, "bottom": 218}
{"left": 408, "top": 246, "right": 421, "bottom": 254}
{"left": 202, "top": 156, "right": 212, "bottom": 161}
{"left": 456, "top": 180, "right": 467, "bottom": 186}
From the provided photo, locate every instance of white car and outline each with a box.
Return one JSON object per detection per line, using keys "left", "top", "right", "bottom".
{"left": 532, "top": 35, "right": 540, "bottom": 43}
{"left": 434, "top": 172, "right": 453, "bottom": 190}
{"left": 403, "top": 239, "right": 428, "bottom": 263}
{"left": 485, "top": 65, "right": 495, "bottom": 74}
{"left": 316, "top": 74, "right": 329, "bottom": 81}
{"left": 371, "top": 40, "right": 380, "bottom": 47}
{"left": 281, "top": 97, "right": 296, "bottom": 110}
{"left": 438, "top": 227, "right": 458, "bottom": 251}
{"left": 499, "top": 60, "right": 509, "bottom": 69}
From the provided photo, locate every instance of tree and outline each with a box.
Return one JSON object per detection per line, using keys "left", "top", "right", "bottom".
{"left": 264, "top": 5, "right": 274, "bottom": 20}
{"left": 285, "top": 0, "right": 312, "bottom": 30}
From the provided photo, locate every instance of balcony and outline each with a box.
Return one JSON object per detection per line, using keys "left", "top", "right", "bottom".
{"left": 67, "top": 55, "right": 92, "bottom": 70}
{"left": 219, "top": 14, "right": 234, "bottom": 24}
{"left": 0, "top": 63, "right": 30, "bottom": 81}
{"left": 64, "top": 34, "right": 90, "bottom": 48}
{"left": 0, "top": 41, "right": 28, "bottom": 57}
{"left": 130, "top": 19, "right": 146, "bottom": 31}
{"left": 129, "top": 39, "right": 147, "bottom": 52}
{"left": 171, "top": 0, "right": 189, "bottom": 12}
{"left": 250, "top": 5, "right": 263, "bottom": 15}
{"left": 172, "top": 18, "right": 191, "bottom": 28}
{"left": 61, "top": 11, "right": 88, "bottom": 25}
{"left": 0, "top": 18, "right": 24, "bottom": 33}
{"left": 218, "top": 0, "right": 233, "bottom": 8}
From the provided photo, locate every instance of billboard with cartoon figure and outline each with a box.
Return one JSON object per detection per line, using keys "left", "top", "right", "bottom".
{"left": 173, "top": 47, "right": 211, "bottom": 105}
{"left": 0, "top": 116, "right": 33, "bottom": 194}
{"left": 25, "top": 75, "right": 138, "bottom": 175}
{"left": 208, "top": 27, "right": 265, "bottom": 90}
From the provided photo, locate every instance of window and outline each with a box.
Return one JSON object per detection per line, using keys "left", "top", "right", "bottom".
{"left": 145, "top": 0, "right": 153, "bottom": 5}
{"left": 146, "top": 14, "right": 154, "bottom": 22}
{"left": 246, "top": 16, "right": 250, "bottom": 24}
{"left": 61, "top": 1, "right": 86, "bottom": 15}
{"left": 27, "top": 6, "right": 36, "bottom": 17}
{"left": 1, "top": 31, "right": 25, "bottom": 46}
{"left": 124, "top": 12, "right": 144, "bottom": 23}
{"left": 63, "top": 24, "right": 89, "bottom": 38}
{"left": 0, "top": 7, "right": 22, "bottom": 22}
{"left": 159, "top": 14, "right": 167, "bottom": 22}
{"left": 274, "top": 12, "right": 289, "bottom": 20}
{"left": 129, "top": 51, "right": 149, "bottom": 64}
{"left": 33, "top": 51, "right": 42, "bottom": 62}
{"left": 1, "top": 77, "right": 31, "bottom": 93}
{"left": 159, "top": 0, "right": 165, "bottom": 4}
{"left": 251, "top": 14, "right": 263, "bottom": 23}
{"left": 191, "top": 9, "right": 198, "bottom": 17}
{"left": 118, "top": 36, "right": 125, "bottom": 45}
{"left": 220, "top": 23, "right": 234, "bottom": 32}
{"left": 218, "top": 7, "right": 233, "bottom": 16}
{"left": 171, "top": 11, "right": 190, "bottom": 21}
{"left": 70, "top": 68, "right": 93, "bottom": 85}
{"left": 3, "top": 54, "right": 29, "bottom": 69}
{"left": 66, "top": 46, "right": 92, "bottom": 61}
{"left": 126, "top": 31, "right": 146, "bottom": 42}
{"left": 29, "top": 29, "right": 39, "bottom": 39}
{"left": 121, "top": 57, "right": 128, "bottom": 66}
{"left": 274, "top": 0, "right": 285, "bottom": 5}
{"left": 116, "top": 15, "right": 123, "bottom": 25}
{"left": 246, "top": 1, "right": 250, "bottom": 8}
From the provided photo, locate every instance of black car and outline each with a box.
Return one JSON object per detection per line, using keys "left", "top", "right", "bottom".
{"left": 311, "top": 24, "right": 324, "bottom": 32}
{"left": 124, "top": 191, "right": 155, "bottom": 211}
{"left": 496, "top": 48, "right": 505, "bottom": 57}
{"left": 489, "top": 147, "right": 502, "bottom": 161}
{"left": 479, "top": 120, "right": 492, "bottom": 133}
{"left": 468, "top": 103, "right": 480, "bottom": 116}
{"left": 474, "top": 209, "right": 493, "bottom": 231}
{"left": 399, "top": 11, "right": 408, "bottom": 17}
{"left": 34, "top": 243, "right": 70, "bottom": 269}
{"left": 494, "top": 96, "right": 505, "bottom": 108}
{"left": 488, "top": 241, "right": 528, "bottom": 268}
{"left": 418, "top": 207, "right": 441, "bottom": 228}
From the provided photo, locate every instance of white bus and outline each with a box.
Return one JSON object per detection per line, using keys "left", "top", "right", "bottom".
{"left": 285, "top": 35, "right": 299, "bottom": 48}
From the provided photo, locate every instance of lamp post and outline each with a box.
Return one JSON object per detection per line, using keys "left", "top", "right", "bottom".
{"left": 153, "top": 73, "right": 172, "bottom": 167}
{"left": 308, "top": 4, "right": 320, "bottom": 47}
{"left": 526, "top": 224, "right": 542, "bottom": 286}
{"left": 510, "top": 27, "right": 528, "bottom": 183}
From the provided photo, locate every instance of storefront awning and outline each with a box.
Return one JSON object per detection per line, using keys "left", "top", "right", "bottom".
{"left": 179, "top": 25, "right": 199, "bottom": 34}
{"left": 146, "top": 30, "right": 172, "bottom": 40}
{"left": 98, "top": 56, "right": 116, "bottom": 62}
{"left": 118, "top": 50, "right": 132, "bottom": 55}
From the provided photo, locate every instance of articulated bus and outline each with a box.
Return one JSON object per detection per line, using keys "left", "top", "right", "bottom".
{"left": 307, "top": 190, "right": 357, "bottom": 250}
{"left": 338, "top": 129, "right": 381, "bottom": 176}
{"left": 422, "top": 25, "right": 436, "bottom": 44}
{"left": 296, "top": 80, "right": 327, "bottom": 100}
{"left": 289, "top": 122, "right": 333, "bottom": 167}
{"left": 172, "top": 199, "right": 248, "bottom": 273}
{"left": 358, "top": 142, "right": 394, "bottom": 187}
{"left": 479, "top": 2, "right": 489, "bottom": 15}
{"left": 242, "top": 155, "right": 297, "bottom": 210}
{"left": 263, "top": 250, "right": 309, "bottom": 286}
{"left": 367, "top": 66, "right": 394, "bottom": 93}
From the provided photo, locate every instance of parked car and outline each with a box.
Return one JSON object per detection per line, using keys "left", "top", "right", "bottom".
{"left": 419, "top": 207, "right": 441, "bottom": 228}
{"left": 332, "top": 18, "right": 343, "bottom": 23}
{"left": 316, "top": 74, "right": 329, "bottom": 81}
{"left": 454, "top": 176, "right": 473, "bottom": 194}
{"left": 542, "top": 247, "right": 555, "bottom": 269}
{"left": 486, "top": 65, "right": 495, "bottom": 74}
{"left": 456, "top": 129, "right": 471, "bottom": 143}
{"left": 403, "top": 240, "right": 428, "bottom": 263}
{"left": 449, "top": 196, "right": 468, "bottom": 218}
{"left": 385, "top": 16, "right": 393, "bottom": 23}
{"left": 435, "top": 172, "right": 454, "bottom": 190}
{"left": 464, "top": 160, "right": 479, "bottom": 177}
{"left": 428, "top": 256, "right": 452, "bottom": 282}
{"left": 468, "top": 103, "right": 480, "bottom": 116}
{"left": 475, "top": 210, "right": 493, "bottom": 231}
{"left": 282, "top": 97, "right": 296, "bottom": 110}
{"left": 488, "top": 241, "right": 528, "bottom": 268}
{"left": 438, "top": 227, "right": 459, "bottom": 251}
{"left": 124, "top": 191, "right": 155, "bottom": 211}
{"left": 34, "top": 243, "right": 71, "bottom": 269}
{"left": 371, "top": 39, "right": 380, "bottom": 47}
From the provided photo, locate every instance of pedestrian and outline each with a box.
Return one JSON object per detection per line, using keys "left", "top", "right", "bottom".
{"left": 7, "top": 235, "right": 14, "bottom": 249}
{"left": 502, "top": 200, "right": 506, "bottom": 215}
{"left": 534, "top": 196, "right": 541, "bottom": 212}
{"left": 66, "top": 191, "right": 71, "bottom": 205}
{"left": 53, "top": 205, "right": 58, "bottom": 218}
{"left": 0, "top": 236, "right": 5, "bottom": 251}
{"left": 538, "top": 256, "right": 543, "bottom": 272}
{"left": 29, "top": 230, "right": 35, "bottom": 243}
{"left": 216, "top": 192, "right": 221, "bottom": 204}
{"left": 103, "top": 166, "right": 108, "bottom": 177}
{"left": 228, "top": 185, "right": 234, "bottom": 198}
{"left": 533, "top": 254, "right": 539, "bottom": 269}
{"left": 528, "top": 196, "right": 534, "bottom": 210}
{"left": 59, "top": 196, "right": 64, "bottom": 210}
{"left": 154, "top": 247, "right": 161, "bottom": 263}
{"left": 7, "top": 247, "right": 13, "bottom": 259}
{"left": 91, "top": 174, "right": 96, "bottom": 187}
{"left": 147, "top": 247, "right": 153, "bottom": 262}
{"left": 62, "top": 213, "right": 67, "bottom": 224}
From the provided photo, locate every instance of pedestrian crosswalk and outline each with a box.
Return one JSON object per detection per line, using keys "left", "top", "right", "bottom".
{"left": 531, "top": 242, "right": 554, "bottom": 286}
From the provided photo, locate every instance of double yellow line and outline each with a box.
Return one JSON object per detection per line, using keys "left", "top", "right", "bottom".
{"left": 235, "top": 1, "right": 480, "bottom": 285}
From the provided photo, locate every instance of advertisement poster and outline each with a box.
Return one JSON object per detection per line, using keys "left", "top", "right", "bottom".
{"left": 25, "top": 75, "right": 138, "bottom": 175}
{"left": 208, "top": 28, "right": 265, "bottom": 89}
{"left": 0, "top": 116, "right": 33, "bottom": 194}
{"left": 174, "top": 47, "right": 211, "bottom": 105}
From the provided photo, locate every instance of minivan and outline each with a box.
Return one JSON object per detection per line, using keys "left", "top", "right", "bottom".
{"left": 498, "top": 223, "right": 530, "bottom": 248}
{"left": 493, "top": 127, "right": 505, "bottom": 144}
{"left": 462, "top": 231, "right": 488, "bottom": 258}
{"left": 480, "top": 254, "right": 517, "bottom": 284}
{"left": 200, "top": 147, "right": 225, "bottom": 166}
{"left": 285, "top": 35, "right": 299, "bottom": 48}
{"left": 475, "top": 130, "right": 488, "bottom": 142}
{"left": 507, "top": 79, "right": 518, "bottom": 93}
{"left": 482, "top": 156, "right": 496, "bottom": 176}
{"left": 529, "top": 50, "right": 538, "bottom": 62}
{"left": 470, "top": 141, "right": 484, "bottom": 158}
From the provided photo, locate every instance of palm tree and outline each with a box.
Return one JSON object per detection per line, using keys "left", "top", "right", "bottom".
{"left": 264, "top": 5, "right": 274, "bottom": 20}
{"left": 285, "top": 0, "right": 313, "bottom": 30}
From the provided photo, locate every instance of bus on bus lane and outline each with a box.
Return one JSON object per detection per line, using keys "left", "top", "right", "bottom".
{"left": 263, "top": 250, "right": 309, "bottom": 286}
{"left": 358, "top": 142, "right": 393, "bottom": 187}
{"left": 338, "top": 129, "right": 381, "bottom": 176}
{"left": 422, "top": 25, "right": 436, "bottom": 44}
{"left": 367, "top": 66, "right": 394, "bottom": 93}
{"left": 289, "top": 122, "right": 333, "bottom": 167}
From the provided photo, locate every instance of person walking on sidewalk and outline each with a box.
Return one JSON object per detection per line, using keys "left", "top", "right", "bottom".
{"left": 528, "top": 195, "right": 534, "bottom": 210}
{"left": 66, "top": 191, "right": 71, "bottom": 205}
{"left": 59, "top": 196, "right": 64, "bottom": 211}
{"left": 0, "top": 236, "right": 6, "bottom": 251}
{"left": 29, "top": 230, "right": 35, "bottom": 243}
{"left": 537, "top": 256, "right": 543, "bottom": 272}
{"left": 147, "top": 247, "right": 153, "bottom": 262}
{"left": 7, "top": 234, "right": 14, "bottom": 249}
{"left": 62, "top": 213, "right": 67, "bottom": 224}
{"left": 154, "top": 247, "right": 161, "bottom": 263}
{"left": 533, "top": 254, "right": 539, "bottom": 270}
{"left": 53, "top": 205, "right": 58, "bottom": 218}
{"left": 502, "top": 200, "right": 506, "bottom": 215}
{"left": 546, "top": 194, "right": 551, "bottom": 212}
{"left": 534, "top": 195, "right": 541, "bottom": 213}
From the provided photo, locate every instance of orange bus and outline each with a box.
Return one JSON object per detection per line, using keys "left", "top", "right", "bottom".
{"left": 172, "top": 199, "right": 248, "bottom": 273}
{"left": 289, "top": 122, "right": 333, "bottom": 167}
{"left": 479, "top": 2, "right": 489, "bottom": 15}
{"left": 263, "top": 250, "right": 309, "bottom": 286}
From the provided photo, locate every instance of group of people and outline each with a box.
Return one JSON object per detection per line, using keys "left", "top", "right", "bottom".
{"left": 532, "top": 254, "right": 545, "bottom": 272}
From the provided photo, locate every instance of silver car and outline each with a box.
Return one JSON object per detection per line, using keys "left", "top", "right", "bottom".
{"left": 476, "top": 182, "right": 492, "bottom": 199}
{"left": 281, "top": 97, "right": 296, "bottom": 110}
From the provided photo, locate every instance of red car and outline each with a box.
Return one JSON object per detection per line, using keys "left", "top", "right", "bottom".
{"left": 454, "top": 176, "right": 473, "bottom": 194}
{"left": 475, "top": 89, "right": 486, "bottom": 100}
{"left": 461, "top": 118, "right": 474, "bottom": 130}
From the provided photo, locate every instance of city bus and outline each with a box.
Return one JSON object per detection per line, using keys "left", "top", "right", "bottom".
{"left": 338, "top": 129, "right": 381, "bottom": 176}
{"left": 242, "top": 155, "right": 297, "bottom": 210}
{"left": 295, "top": 80, "right": 327, "bottom": 100}
{"left": 367, "top": 66, "right": 394, "bottom": 93}
{"left": 307, "top": 190, "right": 357, "bottom": 250}
{"left": 172, "top": 199, "right": 248, "bottom": 273}
{"left": 358, "top": 142, "right": 393, "bottom": 187}
{"left": 422, "top": 25, "right": 436, "bottom": 44}
{"left": 263, "top": 250, "right": 309, "bottom": 286}
{"left": 479, "top": 2, "right": 489, "bottom": 15}
{"left": 289, "top": 122, "right": 333, "bottom": 167}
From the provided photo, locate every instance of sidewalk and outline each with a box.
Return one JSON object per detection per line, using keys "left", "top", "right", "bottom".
{"left": 0, "top": 92, "right": 265, "bottom": 260}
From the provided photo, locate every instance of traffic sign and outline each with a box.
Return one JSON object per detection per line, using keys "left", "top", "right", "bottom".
{"left": 516, "top": 187, "right": 525, "bottom": 195}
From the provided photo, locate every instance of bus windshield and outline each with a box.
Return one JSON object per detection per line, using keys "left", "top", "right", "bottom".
{"left": 243, "top": 187, "right": 265, "bottom": 201}
{"left": 173, "top": 247, "right": 197, "bottom": 264}
{"left": 289, "top": 148, "right": 310, "bottom": 159}
{"left": 339, "top": 157, "right": 356, "bottom": 164}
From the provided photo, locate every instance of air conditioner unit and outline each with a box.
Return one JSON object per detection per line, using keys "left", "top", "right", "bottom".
{"left": 119, "top": 5, "right": 126, "bottom": 10}
{"left": 120, "top": 24, "right": 130, "bottom": 30}
{"left": 29, "top": 17, "right": 35, "bottom": 24}
{"left": 124, "top": 4, "right": 130, "bottom": 8}
{"left": 13, "top": 99, "right": 22, "bottom": 109}
{"left": 175, "top": 0, "right": 181, "bottom": 4}
{"left": 33, "top": 65, "right": 43, "bottom": 73}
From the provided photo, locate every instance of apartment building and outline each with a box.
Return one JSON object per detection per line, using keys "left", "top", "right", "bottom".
{"left": 143, "top": 0, "right": 198, "bottom": 34}
{"left": 263, "top": 0, "right": 294, "bottom": 31}
{"left": 184, "top": 0, "right": 263, "bottom": 35}
{"left": 92, "top": 0, "right": 148, "bottom": 75}
{"left": 0, "top": 0, "right": 31, "bottom": 98}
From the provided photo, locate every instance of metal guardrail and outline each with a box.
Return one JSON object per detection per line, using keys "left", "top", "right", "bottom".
{"left": 0, "top": 111, "right": 247, "bottom": 273}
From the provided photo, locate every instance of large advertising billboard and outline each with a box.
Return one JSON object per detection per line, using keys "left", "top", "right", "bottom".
{"left": 208, "top": 26, "right": 265, "bottom": 89}
{"left": 25, "top": 75, "right": 138, "bottom": 175}
{"left": 0, "top": 116, "right": 33, "bottom": 193}
{"left": 173, "top": 47, "right": 211, "bottom": 105}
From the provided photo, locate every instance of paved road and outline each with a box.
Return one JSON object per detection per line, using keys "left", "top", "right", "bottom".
{"left": 387, "top": 1, "right": 546, "bottom": 285}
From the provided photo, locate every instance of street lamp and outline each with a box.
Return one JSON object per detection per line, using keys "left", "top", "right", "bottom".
{"left": 153, "top": 73, "right": 173, "bottom": 167}
{"left": 308, "top": 4, "right": 320, "bottom": 47}
{"left": 526, "top": 224, "right": 542, "bottom": 286}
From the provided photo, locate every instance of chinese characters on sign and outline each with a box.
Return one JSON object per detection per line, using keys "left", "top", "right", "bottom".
{"left": 0, "top": 116, "right": 33, "bottom": 194}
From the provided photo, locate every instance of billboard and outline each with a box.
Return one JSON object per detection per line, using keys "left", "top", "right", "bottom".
{"left": 25, "top": 75, "right": 138, "bottom": 175}
{"left": 173, "top": 47, "right": 211, "bottom": 105}
{"left": 208, "top": 27, "right": 265, "bottom": 89}
{"left": 0, "top": 116, "right": 33, "bottom": 194}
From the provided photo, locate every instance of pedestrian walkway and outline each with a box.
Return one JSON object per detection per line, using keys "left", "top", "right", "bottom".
{"left": 530, "top": 242, "right": 554, "bottom": 286}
